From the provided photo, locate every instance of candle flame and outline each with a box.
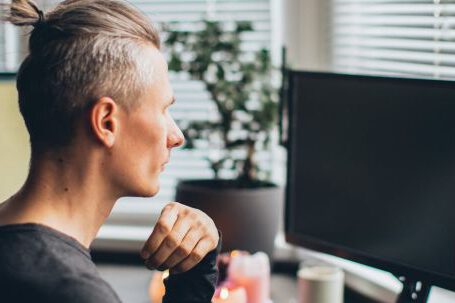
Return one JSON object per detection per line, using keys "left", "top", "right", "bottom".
{"left": 162, "top": 270, "right": 169, "bottom": 280}
{"left": 230, "top": 250, "right": 240, "bottom": 257}
{"left": 220, "top": 287, "right": 229, "bottom": 300}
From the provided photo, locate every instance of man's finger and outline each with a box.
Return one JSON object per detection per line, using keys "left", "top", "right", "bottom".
{"left": 173, "top": 237, "right": 215, "bottom": 273}
{"left": 141, "top": 204, "right": 179, "bottom": 259}
{"left": 163, "top": 228, "right": 201, "bottom": 269}
{"left": 146, "top": 215, "right": 192, "bottom": 268}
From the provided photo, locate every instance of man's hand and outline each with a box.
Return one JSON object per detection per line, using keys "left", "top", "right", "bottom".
{"left": 141, "top": 202, "right": 219, "bottom": 274}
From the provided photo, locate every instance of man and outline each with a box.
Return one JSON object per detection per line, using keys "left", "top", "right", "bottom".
{"left": 0, "top": 0, "right": 220, "bottom": 302}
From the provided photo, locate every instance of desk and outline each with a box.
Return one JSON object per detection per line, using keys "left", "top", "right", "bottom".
{"left": 271, "top": 273, "right": 380, "bottom": 303}
{"left": 97, "top": 263, "right": 381, "bottom": 303}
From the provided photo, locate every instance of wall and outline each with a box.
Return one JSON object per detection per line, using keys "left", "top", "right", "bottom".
{"left": 282, "top": 0, "right": 330, "bottom": 71}
{"left": 0, "top": 81, "right": 29, "bottom": 201}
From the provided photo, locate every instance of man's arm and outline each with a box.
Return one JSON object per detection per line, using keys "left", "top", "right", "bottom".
{"left": 162, "top": 233, "right": 221, "bottom": 303}
{"left": 141, "top": 202, "right": 220, "bottom": 302}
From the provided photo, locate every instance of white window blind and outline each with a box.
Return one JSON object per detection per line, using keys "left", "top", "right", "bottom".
{"left": 0, "top": 0, "right": 7, "bottom": 72}
{"left": 331, "top": 0, "right": 455, "bottom": 79}
{"left": 0, "top": 23, "right": 5, "bottom": 71}
{"left": 0, "top": 23, "right": 19, "bottom": 72}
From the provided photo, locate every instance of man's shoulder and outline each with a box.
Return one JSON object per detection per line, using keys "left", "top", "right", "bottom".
{"left": 0, "top": 274, "right": 122, "bottom": 303}
{"left": 0, "top": 223, "right": 92, "bottom": 273}
{"left": 49, "top": 274, "right": 122, "bottom": 303}
{"left": 0, "top": 223, "right": 122, "bottom": 303}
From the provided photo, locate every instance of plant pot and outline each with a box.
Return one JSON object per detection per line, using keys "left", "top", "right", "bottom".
{"left": 175, "top": 179, "right": 284, "bottom": 258}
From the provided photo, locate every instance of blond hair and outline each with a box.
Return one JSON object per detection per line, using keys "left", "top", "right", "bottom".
{"left": 1, "top": 0, "right": 160, "bottom": 149}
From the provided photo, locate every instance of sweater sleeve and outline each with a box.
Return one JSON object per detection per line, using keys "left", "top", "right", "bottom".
{"left": 162, "top": 232, "right": 222, "bottom": 303}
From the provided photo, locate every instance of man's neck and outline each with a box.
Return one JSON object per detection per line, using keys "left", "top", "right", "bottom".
{"left": 0, "top": 152, "right": 120, "bottom": 249}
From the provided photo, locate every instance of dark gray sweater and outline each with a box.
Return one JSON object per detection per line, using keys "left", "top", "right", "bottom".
{"left": 0, "top": 223, "right": 219, "bottom": 303}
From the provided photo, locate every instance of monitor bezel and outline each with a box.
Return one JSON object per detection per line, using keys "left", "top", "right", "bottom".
{"left": 284, "top": 69, "right": 455, "bottom": 292}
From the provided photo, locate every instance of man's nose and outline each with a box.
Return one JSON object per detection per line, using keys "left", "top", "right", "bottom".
{"left": 168, "top": 126, "right": 185, "bottom": 148}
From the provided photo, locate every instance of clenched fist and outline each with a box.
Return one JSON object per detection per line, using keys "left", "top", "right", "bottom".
{"left": 141, "top": 202, "right": 219, "bottom": 274}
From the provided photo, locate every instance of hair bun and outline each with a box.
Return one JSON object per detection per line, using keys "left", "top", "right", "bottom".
{"left": 1, "top": 0, "right": 45, "bottom": 27}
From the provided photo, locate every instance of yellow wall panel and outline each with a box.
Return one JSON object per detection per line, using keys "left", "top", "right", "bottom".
{"left": 0, "top": 81, "right": 30, "bottom": 201}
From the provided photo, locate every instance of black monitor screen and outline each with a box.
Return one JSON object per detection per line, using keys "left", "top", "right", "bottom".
{"left": 285, "top": 71, "right": 455, "bottom": 288}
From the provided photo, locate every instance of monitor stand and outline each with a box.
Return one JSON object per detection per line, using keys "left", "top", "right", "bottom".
{"left": 396, "top": 276, "right": 431, "bottom": 303}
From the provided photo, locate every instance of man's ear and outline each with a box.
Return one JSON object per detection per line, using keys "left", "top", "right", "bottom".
{"left": 90, "top": 97, "right": 119, "bottom": 148}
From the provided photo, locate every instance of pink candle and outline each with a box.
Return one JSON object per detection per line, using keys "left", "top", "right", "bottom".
{"left": 227, "top": 252, "right": 270, "bottom": 303}
{"left": 148, "top": 270, "right": 169, "bottom": 303}
{"left": 212, "top": 283, "right": 247, "bottom": 303}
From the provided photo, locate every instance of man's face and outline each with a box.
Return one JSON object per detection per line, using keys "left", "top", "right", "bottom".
{"left": 110, "top": 46, "right": 184, "bottom": 197}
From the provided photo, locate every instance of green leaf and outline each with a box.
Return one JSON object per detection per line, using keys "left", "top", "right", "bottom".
{"left": 236, "top": 21, "right": 253, "bottom": 33}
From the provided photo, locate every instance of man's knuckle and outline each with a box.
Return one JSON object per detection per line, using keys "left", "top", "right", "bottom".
{"left": 165, "top": 236, "right": 178, "bottom": 248}
{"left": 162, "top": 204, "right": 174, "bottom": 214}
{"left": 200, "top": 223, "right": 209, "bottom": 234}
{"left": 193, "top": 219, "right": 203, "bottom": 228}
{"left": 176, "top": 245, "right": 191, "bottom": 257}
{"left": 186, "top": 230, "right": 201, "bottom": 244}
{"left": 186, "top": 210, "right": 196, "bottom": 219}
{"left": 156, "top": 222, "right": 171, "bottom": 234}
{"left": 180, "top": 207, "right": 190, "bottom": 215}
{"left": 171, "top": 202, "right": 183, "bottom": 210}
{"left": 190, "top": 252, "right": 203, "bottom": 263}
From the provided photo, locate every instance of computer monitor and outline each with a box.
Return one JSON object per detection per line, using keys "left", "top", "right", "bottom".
{"left": 284, "top": 71, "right": 455, "bottom": 302}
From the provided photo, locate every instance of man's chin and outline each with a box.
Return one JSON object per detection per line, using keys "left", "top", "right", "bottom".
{"left": 128, "top": 183, "right": 160, "bottom": 198}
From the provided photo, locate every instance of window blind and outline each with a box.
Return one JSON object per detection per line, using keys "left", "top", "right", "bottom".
{"left": 0, "top": 24, "right": 4, "bottom": 71}
{"left": 0, "top": 0, "right": 6, "bottom": 72}
{"left": 331, "top": 0, "right": 455, "bottom": 79}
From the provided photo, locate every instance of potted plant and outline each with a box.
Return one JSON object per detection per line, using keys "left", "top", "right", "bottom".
{"left": 166, "top": 20, "right": 282, "bottom": 256}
